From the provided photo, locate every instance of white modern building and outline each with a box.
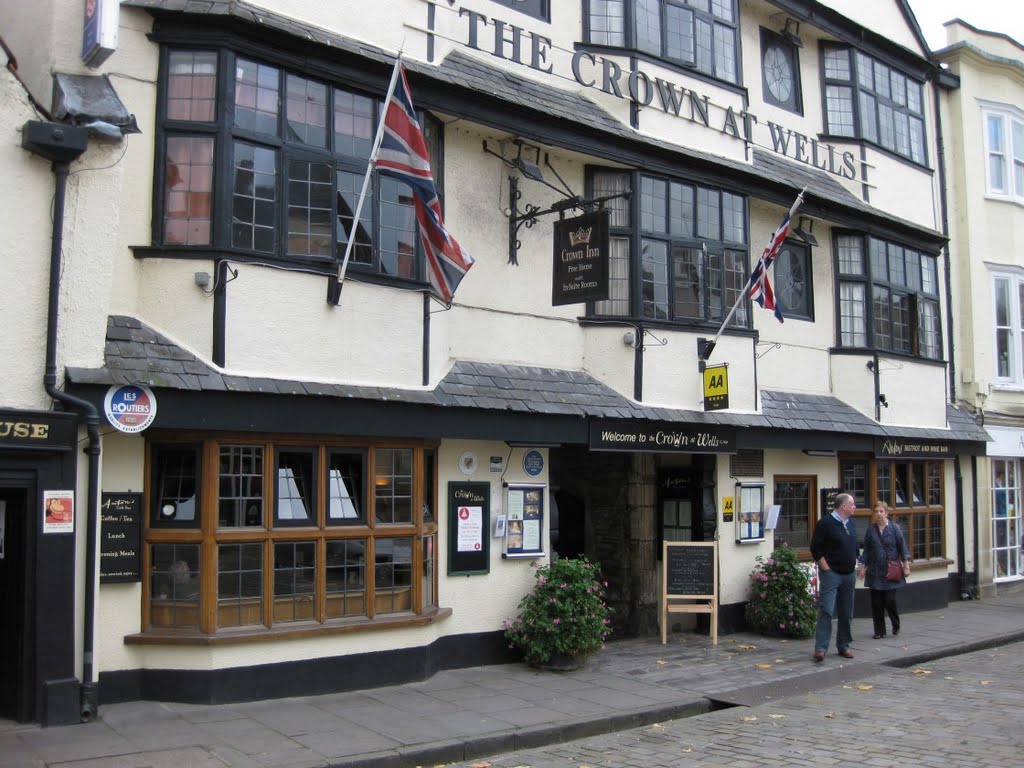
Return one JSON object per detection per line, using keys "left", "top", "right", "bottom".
{"left": 0, "top": 0, "right": 988, "bottom": 725}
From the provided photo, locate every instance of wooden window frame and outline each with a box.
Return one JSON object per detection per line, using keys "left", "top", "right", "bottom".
{"left": 139, "top": 434, "right": 442, "bottom": 643}
{"left": 839, "top": 454, "right": 945, "bottom": 561}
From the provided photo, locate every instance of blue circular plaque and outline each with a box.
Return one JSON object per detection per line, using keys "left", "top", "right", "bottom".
{"left": 523, "top": 449, "right": 544, "bottom": 477}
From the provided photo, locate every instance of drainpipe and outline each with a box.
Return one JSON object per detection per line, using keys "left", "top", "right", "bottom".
{"left": 933, "top": 72, "right": 975, "bottom": 598}
{"left": 23, "top": 121, "right": 101, "bottom": 721}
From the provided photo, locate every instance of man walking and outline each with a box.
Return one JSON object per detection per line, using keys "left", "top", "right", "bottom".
{"left": 810, "top": 492, "right": 859, "bottom": 662}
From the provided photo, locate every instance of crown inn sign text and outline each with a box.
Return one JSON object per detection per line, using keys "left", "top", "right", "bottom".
{"left": 426, "top": 4, "right": 860, "bottom": 182}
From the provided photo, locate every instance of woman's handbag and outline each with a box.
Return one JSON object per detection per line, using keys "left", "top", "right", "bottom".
{"left": 885, "top": 559, "right": 903, "bottom": 582}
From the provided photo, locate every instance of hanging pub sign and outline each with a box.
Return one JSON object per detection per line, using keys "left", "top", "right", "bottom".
{"left": 552, "top": 209, "right": 609, "bottom": 305}
{"left": 874, "top": 438, "right": 954, "bottom": 459}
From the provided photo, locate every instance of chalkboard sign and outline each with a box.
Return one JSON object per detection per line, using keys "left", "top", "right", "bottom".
{"left": 100, "top": 492, "right": 142, "bottom": 583}
{"left": 664, "top": 542, "right": 715, "bottom": 598}
{"left": 661, "top": 541, "right": 718, "bottom": 645}
{"left": 448, "top": 481, "right": 490, "bottom": 576}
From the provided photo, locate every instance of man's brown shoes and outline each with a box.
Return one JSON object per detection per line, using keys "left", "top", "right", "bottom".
{"left": 838, "top": 649, "right": 854, "bottom": 658}
{"left": 813, "top": 651, "right": 825, "bottom": 662}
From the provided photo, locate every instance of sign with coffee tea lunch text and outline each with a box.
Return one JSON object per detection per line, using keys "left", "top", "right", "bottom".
{"left": 552, "top": 210, "right": 609, "bottom": 305}
{"left": 589, "top": 421, "right": 736, "bottom": 454}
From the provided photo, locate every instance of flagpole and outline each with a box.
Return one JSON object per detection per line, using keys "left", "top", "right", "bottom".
{"left": 699, "top": 187, "right": 806, "bottom": 360}
{"left": 330, "top": 54, "right": 405, "bottom": 304}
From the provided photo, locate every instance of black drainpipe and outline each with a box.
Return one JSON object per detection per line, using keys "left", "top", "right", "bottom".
{"left": 23, "top": 121, "right": 101, "bottom": 721}
{"left": 933, "top": 74, "right": 975, "bottom": 598}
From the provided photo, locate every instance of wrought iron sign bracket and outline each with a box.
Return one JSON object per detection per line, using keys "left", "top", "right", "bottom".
{"left": 482, "top": 139, "right": 630, "bottom": 265}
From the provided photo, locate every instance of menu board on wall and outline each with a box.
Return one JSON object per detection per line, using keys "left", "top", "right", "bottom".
{"left": 447, "top": 481, "right": 490, "bottom": 575}
{"left": 100, "top": 492, "right": 142, "bottom": 583}
{"left": 504, "top": 483, "right": 545, "bottom": 559}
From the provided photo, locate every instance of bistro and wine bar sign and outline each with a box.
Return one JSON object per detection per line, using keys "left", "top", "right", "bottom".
{"left": 552, "top": 210, "right": 609, "bottom": 305}
{"left": 589, "top": 420, "right": 736, "bottom": 453}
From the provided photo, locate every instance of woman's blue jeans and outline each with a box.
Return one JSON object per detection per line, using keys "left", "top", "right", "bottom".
{"left": 815, "top": 568, "right": 856, "bottom": 653}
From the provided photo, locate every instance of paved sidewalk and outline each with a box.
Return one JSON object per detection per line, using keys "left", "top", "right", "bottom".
{"left": 3, "top": 591, "right": 1024, "bottom": 768}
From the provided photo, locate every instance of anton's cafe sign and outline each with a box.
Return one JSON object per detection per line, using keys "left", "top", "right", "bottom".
{"left": 429, "top": 4, "right": 860, "bottom": 182}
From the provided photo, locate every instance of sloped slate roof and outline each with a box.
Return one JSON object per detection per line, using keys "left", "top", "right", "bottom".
{"left": 65, "top": 316, "right": 987, "bottom": 445}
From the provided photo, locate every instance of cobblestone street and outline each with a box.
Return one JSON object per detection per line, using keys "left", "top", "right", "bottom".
{"left": 442, "top": 641, "right": 1024, "bottom": 768}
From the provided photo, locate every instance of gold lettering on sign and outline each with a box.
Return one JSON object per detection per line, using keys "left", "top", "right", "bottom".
{"left": 0, "top": 421, "right": 51, "bottom": 439}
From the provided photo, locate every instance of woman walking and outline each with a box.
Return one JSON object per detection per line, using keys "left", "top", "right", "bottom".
{"left": 858, "top": 501, "right": 911, "bottom": 638}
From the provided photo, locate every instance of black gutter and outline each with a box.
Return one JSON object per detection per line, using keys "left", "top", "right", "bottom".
{"left": 932, "top": 58, "right": 975, "bottom": 598}
{"left": 23, "top": 121, "right": 102, "bottom": 722}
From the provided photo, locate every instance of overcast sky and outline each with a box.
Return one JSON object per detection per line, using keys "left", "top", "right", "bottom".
{"left": 906, "top": 0, "right": 1024, "bottom": 50}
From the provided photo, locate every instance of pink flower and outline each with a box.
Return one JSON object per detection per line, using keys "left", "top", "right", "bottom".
{"left": 553, "top": 618, "right": 560, "bottom": 625}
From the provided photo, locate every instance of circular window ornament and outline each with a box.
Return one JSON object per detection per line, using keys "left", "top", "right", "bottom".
{"left": 103, "top": 384, "right": 158, "bottom": 434}
{"left": 764, "top": 45, "right": 794, "bottom": 104}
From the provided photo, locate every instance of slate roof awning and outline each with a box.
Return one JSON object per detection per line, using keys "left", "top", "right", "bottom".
{"left": 64, "top": 316, "right": 989, "bottom": 449}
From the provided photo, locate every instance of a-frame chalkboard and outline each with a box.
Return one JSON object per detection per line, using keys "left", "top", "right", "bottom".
{"left": 661, "top": 541, "right": 718, "bottom": 644}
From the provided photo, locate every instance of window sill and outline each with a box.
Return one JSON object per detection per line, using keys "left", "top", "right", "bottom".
{"left": 125, "top": 606, "right": 452, "bottom": 646}
{"left": 906, "top": 557, "right": 953, "bottom": 571}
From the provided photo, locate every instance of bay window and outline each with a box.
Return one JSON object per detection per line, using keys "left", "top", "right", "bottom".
{"left": 984, "top": 106, "right": 1024, "bottom": 200}
{"left": 158, "top": 48, "right": 441, "bottom": 284}
{"left": 993, "top": 269, "right": 1024, "bottom": 386}
{"left": 822, "top": 46, "right": 926, "bottom": 165}
{"left": 841, "top": 456, "right": 945, "bottom": 560}
{"left": 586, "top": 0, "right": 739, "bottom": 84}
{"left": 589, "top": 169, "right": 749, "bottom": 327}
{"left": 146, "top": 438, "right": 438, "bottom": 635}
{"left": 836, "top": 233, "right": 941, "bottom": 359}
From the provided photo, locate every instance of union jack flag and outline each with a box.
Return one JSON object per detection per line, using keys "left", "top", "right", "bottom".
{"left": 376, "top": 65, "right": 474, "bottom": 304}
{"left": 748, "top": 190, "right": 804, "bottom": 324}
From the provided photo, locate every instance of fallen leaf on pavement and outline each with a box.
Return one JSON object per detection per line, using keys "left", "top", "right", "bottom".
{"left": 469, "top": 763, "right": 492, "bottom": 768}
{"left": 980, "top": 680, "right": 993, "bottom": 685}
{"left": 736, "top": 644, "right": 758, "bottom": 650}
{"left": 681, "top": 748, "right": 692, "bottom": 753}
{"left": 656, "top": 660, "right": 669, "bottom": 665}
{"left": 756, "top": 663, "right": 773, "bottom": 669}
{"left": 741, "top": 715, "right": 758, "bottom": 721}
{"left": 824, "top": 712, "right": 835, "bottom": 718}
{"left": 774, "top": 658, "right": 785, "bottom": 663}
{"left": 857, "top": 684, "right": 874, "bottom": 690}
{"left": 768, "top": 714, "right": 787, "bottom": 719}
{"left": 912, "top": 668, "right": 933, "bottom": 675}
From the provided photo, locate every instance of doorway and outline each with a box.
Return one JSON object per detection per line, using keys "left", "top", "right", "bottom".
{"left": 0, "top": 479, "right": 33, "bottom": 722}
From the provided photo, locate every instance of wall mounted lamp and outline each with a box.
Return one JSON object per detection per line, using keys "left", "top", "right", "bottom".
{"left": 878, "top": 394, "right": 889, "bottom": 408}
{"left": 782, "top": 17, "right": 803, "bottom": 48}
{"left": 791, "top": 215, "right": 817, "bottom": 246}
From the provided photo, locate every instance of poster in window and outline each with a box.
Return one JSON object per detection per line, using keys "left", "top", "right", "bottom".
{"left": 43, "top": 490, "right": 74, "bottom": 534}
{"left": 447, "top": 481, "right": 489, "bottom": 575}
{"left": 504, "top": 483, "right": 545, "bottom": 558}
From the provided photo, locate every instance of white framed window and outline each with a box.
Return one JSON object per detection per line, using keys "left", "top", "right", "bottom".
{"left": 984, "top": 105, "right": 1024, "bottom": 201}
{"left": 992, "top": 269, "right": 1024, "bottom": 386}
{"left": 991, "top": 459, "right": 1022, "bottom": 581}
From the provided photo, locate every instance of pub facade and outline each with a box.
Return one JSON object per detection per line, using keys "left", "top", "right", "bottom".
{"left": 0, "top": 0, "right": 988, "bottom": 725}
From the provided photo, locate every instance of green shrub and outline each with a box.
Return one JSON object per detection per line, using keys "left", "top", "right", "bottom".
{"left": 744, "top": 544, "right": 817, "bottom": 639}
{"left": 503, "top": 556, "right": 613, "bottom": 665}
